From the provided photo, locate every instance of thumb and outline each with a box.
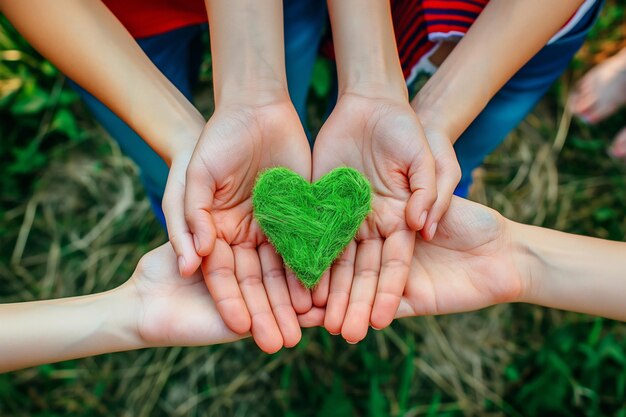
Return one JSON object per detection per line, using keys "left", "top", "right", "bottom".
{"left": 163, "top": 161, "right": 202, "bottom": 277}
{"left": 405, "top": 150, "right": 437, "bottom": 231}
{"left": 184, "top": 160, "right": 217, "bottom": 257}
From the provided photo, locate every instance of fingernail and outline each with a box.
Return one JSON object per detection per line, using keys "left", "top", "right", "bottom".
{"left": 428, "top": 222, "right": 438, "bottom": 240}
{"left": 371, "top": 325, "right": 382, "bottom": 331}
{"left": 419, "top": 211, "right": 428, "bottom": 229}
{"left": 193, "top": 235, "right": 201, "bottom": 252}
{"left": 346, "top": 340, "right": 358, "bottom": 345}
{"left": 328, "top": 331, "right": 340, "bottom": 336}
{"left": 178, "top": 256, "right": 186, "bottom": 274}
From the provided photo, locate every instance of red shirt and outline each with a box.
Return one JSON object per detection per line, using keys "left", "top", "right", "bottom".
{"left": 103, "top": 0, "right": 207, "bottom": 39}
{"left": 104, "top": 0, "right": 596, "bottom": 82}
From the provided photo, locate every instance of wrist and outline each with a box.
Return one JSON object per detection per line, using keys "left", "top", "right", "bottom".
{"left": 162, "top": 112, "right": 206, "bottom": 165}
{"left": 215, "top": 78, "right": 290, "bottom": 108}
{"left": 215, "top": 78, "right": 291, "bottom": 109}
{"left": 340, "top": 77, "right": 408, "bottom": 103}
{"left": 411, "top": 84, "right": 459, "bottom": 143}
{"left": 101, "top": 284, "right": 147, "bottom": 351}
{"left": 508, "top": 220, "right": 545, "bottom": 305}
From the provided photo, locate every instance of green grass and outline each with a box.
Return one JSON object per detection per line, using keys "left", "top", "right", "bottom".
{"left": 1, "top": 3, "right": 626, "bottom": 416}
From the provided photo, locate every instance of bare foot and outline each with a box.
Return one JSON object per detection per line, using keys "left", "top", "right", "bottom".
{"left": 570, "top": 49, "right": 626, "bottom": 124}
{"left": 608, "top": 127, "right": 626, "bottom": 161}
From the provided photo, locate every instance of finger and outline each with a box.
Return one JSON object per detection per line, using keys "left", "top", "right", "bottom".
{"left": 422, "top": 153, "right": 461, "bottom": 241}
{"left": 324, "top": 240, "right": 356, "bottom": 335}
{"left": 286, "top": 267, "right": 313, "bottom": 314}
{"left": 370, "top": 230, "right": 414, "bottom": 330}
{"left": 184, "top": 159, "right": 217, "bottom": 257}
{"left": 298, "top": 307, "right": 326, "bottom": 328}
{"left": 163, "top": 163, "right": 202, "bottom": 277}
{"left": 258, "top": 243, "right": 302, "bottom": 348}
{"left": 202, "top": 239, "right": 251, "bottom": 334}
{"left": 341, "top": 239, "right": 382, "bottom": 343}
{"left": 233, "top": 245, "right": 283, "bottom": 353}
{"left": 406, "top": 148, "right": 437, "bottom": 232}
{"left": 312, "top": 269, "right": 330, "bottom": 308}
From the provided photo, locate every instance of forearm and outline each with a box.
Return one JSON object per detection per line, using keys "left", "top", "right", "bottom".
{"left": 205, "top": 0, "right": 289, "bottom": 107}
{"left": 0, "top": 0, "right": 204, "bottom": 163}
{"left": 327, "top": 0, "right": 407, "bottom": 99}
{"left": 0, "top": 285, "right": 143, "bottom": 373}
{"left": 513, "top": 221, "right": 626, "bottom": 321}
{"left": 413, "top": 0, "right": 584, "bottom": 142}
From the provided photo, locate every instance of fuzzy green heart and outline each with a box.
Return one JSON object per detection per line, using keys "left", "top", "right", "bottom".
{"left": 252, "top": 167, "right": 372, "bottom": 288}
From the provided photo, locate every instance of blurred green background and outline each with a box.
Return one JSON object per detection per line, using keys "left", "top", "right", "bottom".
{"left": 1, "top": 2, "right": 625, "bottom": 416}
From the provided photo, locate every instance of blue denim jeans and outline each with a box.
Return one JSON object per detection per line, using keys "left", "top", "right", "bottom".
{"left": 71, "top": 0, "right": 600, "bottom": 226}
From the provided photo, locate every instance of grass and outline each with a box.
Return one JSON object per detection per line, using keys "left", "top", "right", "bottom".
{"left": 1, "top": 2, "right": 626, "bottom": 416}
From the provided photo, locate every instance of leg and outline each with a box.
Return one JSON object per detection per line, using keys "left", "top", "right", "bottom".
{"left": 70, "top": 25, "right": 206, "bottom": 226}
{"left": 453, "top": 2, "right": 603, "bottom": 197}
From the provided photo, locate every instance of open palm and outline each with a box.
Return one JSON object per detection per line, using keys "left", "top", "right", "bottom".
{"left": 131, "top": 243, "right": 242, "bottom": 347}
{"left": 184, "top": 102, "right": 311, "bottom": 353}
{"left": 398, "top": 197, "right": 524, "bottom": 318}
{"left": 312, "top": 94, "right": 437, "bottom": 343}
{"left": 297, "top": 197, "right": 525, "bottom": 330}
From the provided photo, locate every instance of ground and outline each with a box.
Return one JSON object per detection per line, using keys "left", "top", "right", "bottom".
{"left": 1, "top": 3, "right": 625, "bottom": 416}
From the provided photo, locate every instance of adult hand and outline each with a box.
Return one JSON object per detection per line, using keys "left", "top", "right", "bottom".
{"left": 312, "top": 92, "right": 437, "bottom": 343}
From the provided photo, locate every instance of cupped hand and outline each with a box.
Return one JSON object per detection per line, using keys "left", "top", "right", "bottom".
{"left": 297, "top": 197, "right": 525, "bottom": 329}
{"left": 312, "top": 93, "right": 437, "bottom": 343}
{"left": 167, "top": 100, "right": 313, "bottom": 353}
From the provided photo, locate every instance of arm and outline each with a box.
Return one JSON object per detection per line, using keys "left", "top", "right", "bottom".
{"left": 0, "top": 244, "right": 241, "bottom": 374}
{"left": 0, "top": 0, "right": 205, "bottom": 163}
{"left": 206, "top": 0, "right": 289, "bottom": 108}
{"left": 300, "top": 196, "right": 626, "bottom": 328}
{"left": 513, "top": 221, "right": 626, "bottom": 321}
{"left": 394, "top": 197, "right": 626, "bottom": 322}
{"left": 413, "top": 0, "right": 585, "bottom": 142}
{"left": 176, "top": 0, "right": 312, "bottom": 353}
{"left": 327, "top": 0, "right": 407, "bottom": 100}
{"left": 0, "top": 287, "right": 141, "bottom": 373}
{"left": 313, "top": 0, "right": 439, "bottom": 343}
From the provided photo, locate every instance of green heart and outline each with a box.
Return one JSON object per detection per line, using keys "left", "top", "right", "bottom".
{"left": 252, "top": 167, "right": 372, "bottom": 288}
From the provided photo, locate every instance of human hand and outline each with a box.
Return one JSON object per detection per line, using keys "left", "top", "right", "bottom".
{"left": 311, "top": 93, "right": 437, "bottom": 343}
{"left": 397, "top": 197, "right": 523, "bottom": 318}
{"left": 172, "top": 100, "right": 312, "bottom": 353}
{"left": 128, "top": 243, "right": 244, "bottom": 348}
{"left": 298, "top": 197, "right": 525, "bottom": 328}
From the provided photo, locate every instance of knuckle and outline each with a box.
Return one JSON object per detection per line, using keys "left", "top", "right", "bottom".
{"left": 262, "top": 267, "right": 285, "bottom": 282}
{"left": 355, "top": 267, "right": 380, "bottom": 280}
{"left": 333, "top": 256, "right": 355, "bottom": 270}
{"left": 382, "top": 257, "right": 410, "bottom": 271}
{"left": 238, "top": 273, "right": 264, "bottom": 288}
{"left": 205, "top": 266, "right": 233, "bottom": 281}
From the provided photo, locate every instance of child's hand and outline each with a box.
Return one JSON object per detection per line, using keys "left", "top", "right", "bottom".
{"left": 312, "top": 93, "right": 437, "bottom": 343}
{"left": 296, "top": 197, "right": 524, "bottom": 329}
{"left": 397, "top": 197, "right": 523, "bottom": 318}
{"left": 164, "top": 100, "right": 312, "bottom": 353}
{"left": 130, "top": 243, "right": 245, "bottom": 348}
